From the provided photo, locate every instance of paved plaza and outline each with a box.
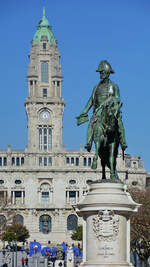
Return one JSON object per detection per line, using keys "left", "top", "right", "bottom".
{"left": 0, "top": 251, "right": 53, "bottom": 267}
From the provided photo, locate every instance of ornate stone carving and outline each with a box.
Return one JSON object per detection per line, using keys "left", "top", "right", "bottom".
{"left": 93, "top": 210, "right": 119, "bottom": 241}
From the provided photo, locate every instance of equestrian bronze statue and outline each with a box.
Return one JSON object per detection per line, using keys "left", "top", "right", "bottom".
{"left": 77, "top": 60, "right": 127, "bottom": 182}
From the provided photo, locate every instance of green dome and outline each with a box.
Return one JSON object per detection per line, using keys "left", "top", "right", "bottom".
{"left": 33, "top": 8, "right": 56, "bottom": 44}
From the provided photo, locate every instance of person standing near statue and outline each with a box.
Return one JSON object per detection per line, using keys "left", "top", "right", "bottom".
{"left": 77, "top": 60, "right": 127, "bottom": 154}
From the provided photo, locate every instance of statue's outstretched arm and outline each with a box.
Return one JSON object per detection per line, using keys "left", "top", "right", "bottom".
{"left": 76, "top": 96, "right": 93, "bottom": 126}
{"left": 80, "top": 85, "right": 97, "bottom": 115}
{"left": 80, "top": 95, "right": 93, "bottom": 115}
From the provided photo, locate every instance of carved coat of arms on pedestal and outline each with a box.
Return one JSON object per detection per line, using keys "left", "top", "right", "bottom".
{"left": 93, "top": 210, "right": 119, "bottom": 241}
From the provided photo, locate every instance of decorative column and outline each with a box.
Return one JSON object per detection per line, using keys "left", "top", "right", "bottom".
{"left": 75, "top": 191, "right": 77, "bottom": 204}
{"left": 66, "top": 191, "right": 69, "bottom": 204}
{"left": 38, "top": 190, "right": 41, "bottom": 203}
{"left": 21, "top": 191, "right": 24, "bottom": 204}
{"left": 76, "top": 181, "right": 140, "bottom": 267}
{"left": 4, "top": 191, "right": 7, "bottom": 202}
{"left": 50, "top": 189, "right": 53, "bottom": 204}
{"left": 12, "top": 191, "right": 15, "bottom": 205}
{"left": 54, "top": 81, "right": 57, "bottom": 97}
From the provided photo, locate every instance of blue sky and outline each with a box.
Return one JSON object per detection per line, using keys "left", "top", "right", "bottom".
{"left": 0, "top": 0, "right": 150, "bottom": 171}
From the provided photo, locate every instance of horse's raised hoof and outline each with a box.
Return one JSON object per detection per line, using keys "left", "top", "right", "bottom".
{"left": 91, "top": 160, "right": 97, "bottom": 169}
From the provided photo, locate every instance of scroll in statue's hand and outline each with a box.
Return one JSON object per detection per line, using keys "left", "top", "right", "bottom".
{"left": 76, "top": 113, "right": 89, "bottom": 126}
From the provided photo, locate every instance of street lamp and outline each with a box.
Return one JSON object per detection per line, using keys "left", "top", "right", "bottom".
{"left": 11, "top": 239, "right": 17, "bottom": 267}
{"left": 15, "top": 240, "right": 17, "bottom": 267}
{"left": 11, "top": 241, "right": 14, "bottom": 267}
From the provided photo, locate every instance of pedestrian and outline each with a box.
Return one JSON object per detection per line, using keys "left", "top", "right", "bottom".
{"left": 25, "top": 257, "right": 28, "bottom": 266}
{"left": 21, "top": 257, "right": 25, "bottom": 267}
{"left": 34, "top": 244, "right": 38, "bottom": 254}
{"left": 2, "top": 250, "right": 6, "bottom": 257}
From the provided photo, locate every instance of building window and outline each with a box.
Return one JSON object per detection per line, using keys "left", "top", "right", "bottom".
{"left": 71, "top": 158, "right": 74, "bottom": 165}
{"left": 48, "top": 128, "right": 52, "bottom": 150}
{"left": 48, "top": 157, "right": 52, "bottom": 166}
{"left": 41, "top": 62, "right": 49, "bottom": 83}
{"left": 3, "top": 158, "right": 7, "bottom": 166}
{"left": 39, "top": 127, "right": 52, "bottom": 151}
{"left": 57, "top": 81, "right": 60, "bottom": 87}
{"left": 44, "top": 157, "right": 47, "bottom": 166}
{"left": 15, "top": 180, "right": 22, "bottom": 185}
{"left": 69, "top": 191, "right": 76, "bottom": 205}
{"left": 43, "top": 88, "right": 47, "bottom": 98}
{"left": 39, "top": 128, "right": 42, "bottom": 150}
{"left": 16, "top": 157, "right": 20, "bottom": 166}
{"left": 0, "top": 158, "right": 2, "bottom": 166}
{"left": 12, "top": 157, "right": 15, "bottom": 165}
{"left": 41, "top": 192, "right": 49, "bottom": 204}
{"left": 40, "top": 183, "right": 51, "bottom": 204}
{"left": 39, "top": 215, "right": 51, "bottom": 234}
{"left": 69, "top": 180, "right": 76, "bottom": 185}
{"left": 12, "top": 191, "right": 25, "bottom": 205}
{"left": 132, "top": 181, "right": 138, "bottom": 186}
{"left": 44, "top": 128, "right": 47, "bottom": 151}
{"left": 39, "top": 157, "right": 42, "bottom": 166}
{"left": 88, "top": 158, "right": 91, "bottom": 166}
{"left": 30, "top": 80, "right": 33, "bottom": 85}
{"left": 67, "top": 214, "right": 78, "bottom": 230}
{"left": 21, "top": 157, "right": 24, "bottom": 165}
{"left": 0, "top": 180, "right": 4, "bottom": 184}
{"left": 75, "top": 158, "right": 79, "bottom": 166}
{"left": 86, "top": 179, "right": 92, "bottom": 185}
{"left": 13, "top": 214, "right": 24, "bottom": 225}
{"left": 15, "top": 191, "right": 21, "bottom": 198}
{"left": 83, "top": 157, "right": 87, "bottom": 166}
{"left": 66, "top": 157, "right": 70, "bottom": 165}
{"left": 133, "top": 162, "right": 137, "bottom": 168}
{"left": 43, "top": 43, "right": 46, "bottom": 49}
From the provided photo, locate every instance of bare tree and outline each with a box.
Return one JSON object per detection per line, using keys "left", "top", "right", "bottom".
{"left": 129, "top": 187, "right": 150, "bottom": 267}
{"left": 0, "top": 195, "right": 16, "bottom": 239}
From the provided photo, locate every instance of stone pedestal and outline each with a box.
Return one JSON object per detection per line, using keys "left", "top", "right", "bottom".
{"left": 67, "top": 247, "right": 74, "bottom": 267}
{"left": 55, "top": 260, "right": 64, "bottom": 267}
{"left": 76, "top": 181, "right": 140, "bottom": 267}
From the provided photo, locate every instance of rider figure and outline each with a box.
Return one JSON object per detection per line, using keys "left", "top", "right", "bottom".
{"left": 77, "top": 60, "right": 127, "bottom": 152}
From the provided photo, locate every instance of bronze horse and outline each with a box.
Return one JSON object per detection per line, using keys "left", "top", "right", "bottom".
{"left": 91, "top": 97, "right": 122, "bottom": 181}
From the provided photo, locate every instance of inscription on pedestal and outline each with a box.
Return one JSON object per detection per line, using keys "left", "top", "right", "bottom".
{"left": 99, "top": 243, "right": 114, "bottom": 258}
{"left": 93, "top": 210, "right": 119, "bottom": 241}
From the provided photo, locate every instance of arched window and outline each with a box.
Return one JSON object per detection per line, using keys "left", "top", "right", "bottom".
{"left": 15, "top": 180, "right": 22, "bottom": 185}
{"left": 69, "top": 180, "right": 76, "bottom": 185}
{"left": 67, "top": 214, "right": 78, "bottom": 230}
{"left": 39, "top": 215, "right": 51, "bottom": 234}
{"left": 86, "top": 179, "right": 93, "bottom": 185}
{"left": 0, "top": 215, "right": 6, "bottom": 230}
{"left": 40, "top": 183, "right": 51, "bottom": 204}
{"left": 13, "top": 214, "right": 24, "bottom": 225}
{"left": 41, "top": 62, "right": 49, "bottom": 83}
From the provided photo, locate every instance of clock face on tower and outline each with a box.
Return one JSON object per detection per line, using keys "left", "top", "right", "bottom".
{"left": 40, "top": 111, "right": 50, "bottom": 121}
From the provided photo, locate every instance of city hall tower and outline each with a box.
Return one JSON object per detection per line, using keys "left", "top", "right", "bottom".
{"left": 25, "top": 8, "right": 65, "bottom": 153}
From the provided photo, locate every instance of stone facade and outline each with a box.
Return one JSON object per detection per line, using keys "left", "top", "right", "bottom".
{"left": 0, "top": 10, "right": 147, "bottom": 245}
